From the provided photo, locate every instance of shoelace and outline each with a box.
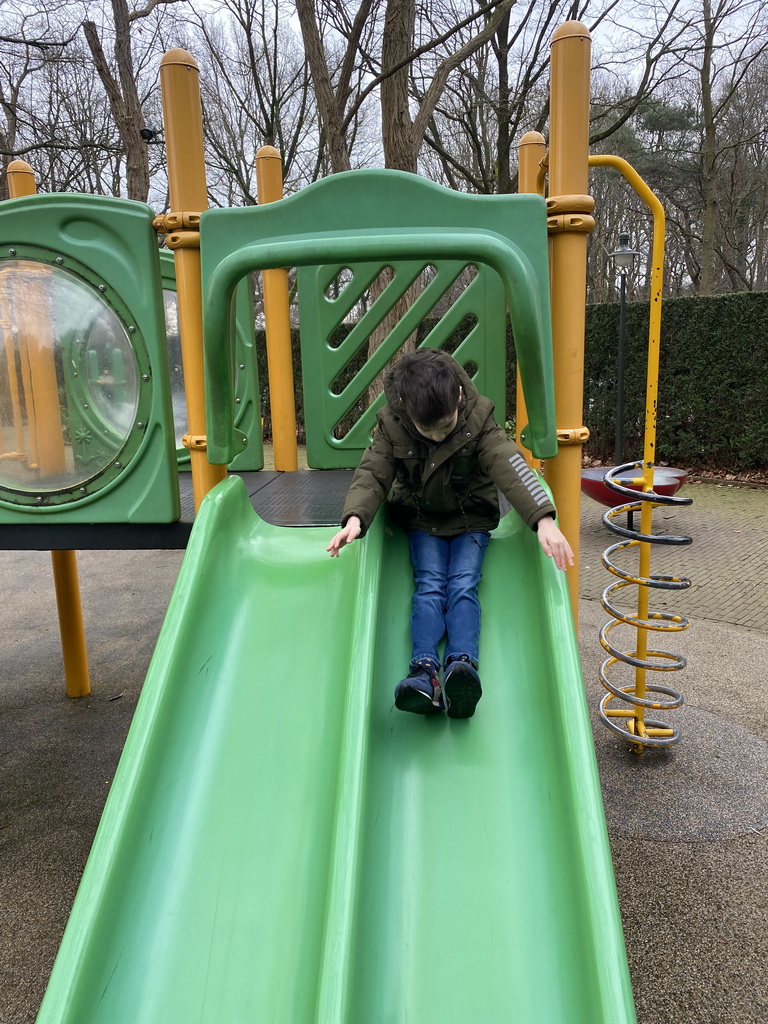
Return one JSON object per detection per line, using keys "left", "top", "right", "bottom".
{"left": 413, "top": 660, "right": 442, "bottom": 703}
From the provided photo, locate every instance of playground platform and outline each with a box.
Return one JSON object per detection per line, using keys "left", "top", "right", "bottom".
{"left": 1, "top": 475, "right": 767, "bottom": 1024}
{"left": 0, "top": 470, "right": 356, "bottom": 550}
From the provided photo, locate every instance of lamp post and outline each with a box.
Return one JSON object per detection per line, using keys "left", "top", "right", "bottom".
{"left": 609, "top": 231, "right": 641, "bottom": 466}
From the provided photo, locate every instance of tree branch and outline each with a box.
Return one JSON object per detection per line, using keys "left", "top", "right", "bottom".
{"left": 128, "top": 0, "right": 186, "bottom": 22}
{"left": 0, "top": 28, "right": 79, "bottom": 49}
{"left": 82, "top": 20, "right": 127, "bottom": 121}
{"left": 411, "top": 0, "right": 515, "bottom": 145}
{"left": 342, "top": 0, "right": 513, "bottom": 133}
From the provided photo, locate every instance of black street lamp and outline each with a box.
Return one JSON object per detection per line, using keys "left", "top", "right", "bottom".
{"left": 608, "top": 231, "right": 642, "bottom": 466}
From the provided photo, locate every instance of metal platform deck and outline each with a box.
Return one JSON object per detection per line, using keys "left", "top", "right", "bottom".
{"left": 0, "top": 471, "right": 355, "bottom": 550}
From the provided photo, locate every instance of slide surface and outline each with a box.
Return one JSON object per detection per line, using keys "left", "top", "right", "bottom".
{"left": 36, "top": 475, "right": 636, "bottom": 1024}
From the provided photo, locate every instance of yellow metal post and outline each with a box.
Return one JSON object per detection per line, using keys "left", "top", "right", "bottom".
{"left": 51, "top": 549, "right": 91, "bottom": 697}
{"left": 516, "top": 132, "right": 547, "bottom": 471}
{"left": 19, "top": 270, "right": 66, "bottom": 473}
{"left": 255, "top": 147, "right": 298, "bottom": 471}
{"left": 159, "top": 50, "right": 226, "bottom": 511}
{"left": 7, "top": 160, "right": 90, "bottom": 697}
{"left": 0, "top": 270, "right": 26, "bottom": 456}
{"left": 546, "top": 22, "right": 595, "bottom": 625}
{"left": 7, "top": 160, "right": 37, "bottom": 199}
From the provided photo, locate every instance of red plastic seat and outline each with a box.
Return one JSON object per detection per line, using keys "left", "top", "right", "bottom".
{"left": 580, "top": 466, "right": 687, "bottom": 507}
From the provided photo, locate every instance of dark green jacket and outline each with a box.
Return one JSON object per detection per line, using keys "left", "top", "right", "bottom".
{"left": 341, "top": 351, "right": 556, "bottom": 538}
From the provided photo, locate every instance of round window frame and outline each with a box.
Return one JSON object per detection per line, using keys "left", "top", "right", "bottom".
{"left": 0, "top": 245, "right": 154, "bottom": 509}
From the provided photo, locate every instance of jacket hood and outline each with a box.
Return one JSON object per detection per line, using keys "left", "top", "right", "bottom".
{"left": 383, "top": 349, "right": 479, "bottom": 430}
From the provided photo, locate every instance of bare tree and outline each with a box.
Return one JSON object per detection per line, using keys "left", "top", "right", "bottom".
{"left": 715, "top": 54, "right": 768, "bottom": 290}
{"left": 0, "top": 1, "right": 78, "bottom": 197}
{"left": 5, "top": 0, "right": 768, "bottom": 303}
{"left": 82, "top": 0, "right": 186, "bottom": 202}
{"left": 587, "top": 0, "right": 768, "bottom": 298}
{"left": 189, "top": 0, "right": 321, "bottom": 204}
{"left": 416, "top": 0, "right": 554, "bottom": 192}
{"left": 295, "top": 0, "right": 517, "bottom": 173}
{"left": 682, "top": 0, "right": 768, "bottom": 293}
{"left": 418, "top": 0, "right": 693, "bottom": 195}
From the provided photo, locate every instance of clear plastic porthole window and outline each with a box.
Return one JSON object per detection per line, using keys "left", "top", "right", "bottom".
{"left": 0, "top": 260, "right": 140, "bottom": 495}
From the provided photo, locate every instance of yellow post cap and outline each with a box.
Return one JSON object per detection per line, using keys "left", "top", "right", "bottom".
{"left": 550, "top": 21, "right": 592, "bottom": 43}
{"left": 160, "top": 48, "right": 200, "bottom": 70}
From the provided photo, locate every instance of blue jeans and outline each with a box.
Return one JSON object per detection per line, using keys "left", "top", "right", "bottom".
{"left": 408, "top": 530, "right": 491, "bottom": 670}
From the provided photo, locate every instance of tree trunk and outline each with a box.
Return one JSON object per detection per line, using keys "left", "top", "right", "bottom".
{"left": 364, "top": 0, "right": 421, "bottom": 403}
{"left": 295, "top": 0, "right": 352, "bottom": 173}
{"left": 82, "top": 0, "right": 150, "bottom": 202}
{"left": 380, "top": 0, "right": 417, "bottom": 173}
{"left": 493, "top": 11, "right": 512, "bottom": 193}
{"left": 699, "top": 0, "right": 717, "bottom": 295}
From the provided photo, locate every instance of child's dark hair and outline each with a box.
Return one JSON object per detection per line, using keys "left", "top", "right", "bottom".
{"left": 389, "top": 349, "right": 460, "bottom": 427}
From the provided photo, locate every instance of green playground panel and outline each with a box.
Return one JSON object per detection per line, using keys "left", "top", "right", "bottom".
{"left": 297, "top": 257, "right": 506, "bottom": 465}
{"left": 200, "top": 170, "right": 557, "bottom": 468}
{"left": 158, "top": 251, "right": 262, "bottom": 472}
{"left": 0, "top": 193, "right": 179, "bottom": 524}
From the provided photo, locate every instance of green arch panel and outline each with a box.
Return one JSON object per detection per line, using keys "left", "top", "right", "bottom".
{"left": 200, "top": 170, "right": 557, "bottom": 467}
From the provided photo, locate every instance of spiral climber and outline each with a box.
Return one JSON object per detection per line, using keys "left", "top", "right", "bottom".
{"left": 598, "top": 462, "right": 692, "bottom": 750}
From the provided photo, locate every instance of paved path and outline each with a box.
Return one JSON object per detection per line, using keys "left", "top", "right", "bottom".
{"left": 578, "top": 481, "right": 768, "bottom": 1024}
{"left": 579, "top": 480, "right": 768, "bottom": 631}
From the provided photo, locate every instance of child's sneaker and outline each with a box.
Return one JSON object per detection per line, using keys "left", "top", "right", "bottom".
{"left": 443, "top": 659, "right": 482, "bottom": 718}
{"left": 394, "top": 663, "right": 443, "bottom": 715}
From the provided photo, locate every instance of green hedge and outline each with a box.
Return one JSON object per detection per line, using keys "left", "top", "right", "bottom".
{"left": 584, "top": 291, "right": 768, "bottom": 471}
{"left": 255, "top": 291, "right": 768, "bottom": 473}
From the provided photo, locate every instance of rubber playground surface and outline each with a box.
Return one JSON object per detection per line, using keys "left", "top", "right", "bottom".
{"left": 1, "top": 476, "right": 767, "bottom": 1024}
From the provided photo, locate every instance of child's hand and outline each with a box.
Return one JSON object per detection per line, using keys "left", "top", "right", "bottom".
{"left": 327, "top": 516, "right": 362, "bottom": 556}
{"left": 536, "top": 516, "right": 574, "bottom": 571}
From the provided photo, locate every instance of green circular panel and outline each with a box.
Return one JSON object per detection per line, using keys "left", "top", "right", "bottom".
{"left": 0, "top": 256, "right": 150, "bottom": 505}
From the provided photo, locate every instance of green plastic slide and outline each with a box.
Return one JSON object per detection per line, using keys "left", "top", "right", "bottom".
{"left": 36, "top": 475, "right": 636, "bottom": 1023}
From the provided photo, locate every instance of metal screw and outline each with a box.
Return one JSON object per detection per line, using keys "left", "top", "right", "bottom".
{"left": 128, "top": 325, "right": 135, "bottom": 333}
{"left": 98, "top": 284, "right": 106, "bottom": 292}
{"left": 242, "top": 438, "right": 248, "bottom": 445}
{"left": 36, "top": 496, "right": 42, "bottom": 503}
{"left": 114, "top": 462, "right": 122, "bottom": 469}
{"left": 239, "top": 364, "right": 245, "bottom": 370}
{"left": 55, "top": 257, "right": 63, "bottom": 265}
{"left": 79, "top": 487, "right": 86, "bottom": 494}
{"left": 83, "top": 403, "right": 89, "bottom": 409}
{"left": 136, "top": 421, "right": 144, "bottom": 429}
{"left": 142, "top": 374, "right": 149, "bottom": 381}
{"left": 235, "top": 398, "right": 241, "bottom": 404}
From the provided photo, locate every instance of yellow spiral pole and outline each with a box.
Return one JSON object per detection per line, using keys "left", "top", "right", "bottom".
{"left": 589, "top": 155, "right": 692, "bottom": 749}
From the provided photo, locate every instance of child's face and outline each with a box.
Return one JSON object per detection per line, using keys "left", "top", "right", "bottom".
{"left": 413, "top": 405, "right": 459, "bottom": 443}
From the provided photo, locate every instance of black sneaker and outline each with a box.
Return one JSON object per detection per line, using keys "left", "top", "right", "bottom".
{"left": 394, "top": 664, "right": 443, "bottom": 715}
{"left": 443, "top": 660, "right": 482, "bottom": 719}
